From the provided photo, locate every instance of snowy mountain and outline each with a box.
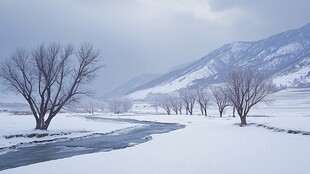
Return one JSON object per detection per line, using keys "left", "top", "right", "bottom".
{"left": 102, "top": 73, "right": 160, "bottom": 99}
{"left": 128, "top": 23, "right": 310, "bottom": 99}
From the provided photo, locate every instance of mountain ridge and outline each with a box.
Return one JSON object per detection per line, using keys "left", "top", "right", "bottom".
{"left": 127, "top": 23, "right": 310, "bottom": 99}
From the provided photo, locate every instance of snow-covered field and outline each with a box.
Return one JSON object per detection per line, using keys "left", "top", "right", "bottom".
{"left": 0, "top": 113, "right": 140, "bottom": 150}
{"left": 1, "top": 88, "right": 310, "bottom": 174}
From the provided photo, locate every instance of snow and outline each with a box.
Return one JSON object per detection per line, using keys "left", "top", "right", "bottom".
{"left": 2, "top": 116, "right": 310, "bottom": 174}
{"left": 272, "top": 58, "right": 310, "bottom": 86}
{"left": 264, "top": 42, "right": 302, "bottom": 61}
{"left": 0, "top": 113, "right": 140, "bottom": 149}
{"left": 132, "top": 42, "right": 308, "bottom": 99}
{"left": 129, "top": 42, "right": 309, "bottom": 100}
{"left": 229, "top": 41, "right": 251, "bottom": 53}
{"left": 129, "top": 63, "right": 217, "bottom": 100}
{"left": 2, "top": 88, "right": 310, "bottom": 173}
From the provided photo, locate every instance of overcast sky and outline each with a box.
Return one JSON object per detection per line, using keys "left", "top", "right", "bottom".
{"left": 0, "top": 0, "right": 310, "bottom": 95}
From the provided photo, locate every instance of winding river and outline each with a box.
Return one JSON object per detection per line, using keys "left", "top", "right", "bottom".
{"left": 0, "top": 116, "right": 185, "bottom": 171}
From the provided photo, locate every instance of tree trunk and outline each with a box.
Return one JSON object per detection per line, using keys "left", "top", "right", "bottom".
{"left": 35, "top": 119, "right": 40, "bottom": 130}
{"left": 43, "top": 116, "right": 53, "bottom": 130}
{"left": 240, "top": 115, "right": 247, "bottom": 125}
{"left": 35, "top": 119, "right": 48, "bottom": 130}
{"left": 189, "top": 109, "right": 193, "bottom": 115}
{"left": 219, "top": 110, "right": 223, "bottom": 117}
{"left": 167, "top": 110, "right": 171, "bottom": 115}
{"left": 233, "top": 106, "right": 236, "bottom": 118}
{"left": 35, "top": 116, "right": 53, "bottom": 130}
{"left": 200, "top": 106, "right": 204, "bottom": 115}
{"left": 204, "top": 108, "right": 207, "bottom": 116}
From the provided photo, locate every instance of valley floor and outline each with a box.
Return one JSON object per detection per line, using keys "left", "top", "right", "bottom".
{"left": 1, "top": 87, "right": 310, "bottom": 174}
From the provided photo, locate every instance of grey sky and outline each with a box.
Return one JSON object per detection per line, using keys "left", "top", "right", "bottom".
{"left": 0, "top": 0, "right": 310, "bottom": 95}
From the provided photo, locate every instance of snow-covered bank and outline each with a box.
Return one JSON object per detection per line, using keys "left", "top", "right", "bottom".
{"left": 0, "top": 113, "right": 139, "bottom": 149}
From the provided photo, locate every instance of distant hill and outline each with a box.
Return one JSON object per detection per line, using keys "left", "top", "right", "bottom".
{"left": 102, "top": 73, "right": 160, "bottom": 99}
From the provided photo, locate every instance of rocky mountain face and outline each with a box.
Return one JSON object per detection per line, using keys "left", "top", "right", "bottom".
{"left": 127, "top": 23, "right": 310, "bottom": 99}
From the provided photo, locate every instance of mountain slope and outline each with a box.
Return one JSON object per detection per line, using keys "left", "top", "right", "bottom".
{"left": 129, "top": 23, "right": 310, "bottom": 99}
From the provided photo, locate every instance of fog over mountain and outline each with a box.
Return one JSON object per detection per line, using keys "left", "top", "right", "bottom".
{"left": 102, "top": 73, "right": 160, "bottom": 99}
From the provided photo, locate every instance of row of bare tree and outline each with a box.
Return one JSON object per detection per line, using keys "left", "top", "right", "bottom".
{"left": 152, "top": 69, "right": 274, "bottom": 125}
{"left": 68, "top": 97, "right": 133, "bottom": 114}
{"left": 152, "top": 88, "right": 209, "bottom": 116}
{"left": 153, "top": 88, "right": 224, "bottom": 116}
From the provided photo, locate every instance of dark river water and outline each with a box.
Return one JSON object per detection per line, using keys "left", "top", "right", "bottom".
{"left": 0, "top": 117, "right": 185, "bottom": 171}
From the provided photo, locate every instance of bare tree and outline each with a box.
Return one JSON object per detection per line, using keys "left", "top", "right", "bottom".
{"left": 78, "top": 97, "right": 103, "bottom": 114}
{"left": 0, "top": 43, "right": 101, "bottom": 130}
{"left": 224, "top": 69, "right": 274, "bottom": 125}
{"left": 179, "top": 89, "right": 196, "bottom": 115}
{"left": 177, "top": 98, "right": 183, "bottom": 115}
{"left": 170, "top": 97, "right": 179, "bottom": 115}
{"left": 156, "top": 94, "right": 183, "bottom": 115}
{"left": 152, "top": 102, "right": 159, "bottom": 114}
{"left": 82, "top": 104, "right": 95, "bottom": 114}
{"left": 145, "top": 94, "right": 160, "bottom": 114}
{"left": 157, "top": 95, "right": 172, "bottom": 115}
{"left": 108, "top": 98, "right": 133, "bottom": 114}
{"left": 168, "top": 94, "right": 183, "bottom": 115}
{"left": 122, "top": 98, "right": 133, "bottom": 113}
{"left": 108, "top": 99, "right": 121, "bottom": 114}
{"left": 211, "top": 87, "right": 230, "bottom": 117}
{"left": 196, "top": 87, "right": 209, "bottom": 116}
